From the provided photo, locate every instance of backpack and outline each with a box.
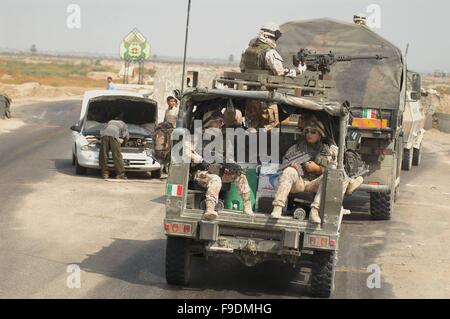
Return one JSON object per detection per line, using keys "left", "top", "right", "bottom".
{"left": 344, "top": 149, "right": 369, "bottom": 178}
{"left": 153, "top": 122, "right": 174, "bottom": 164}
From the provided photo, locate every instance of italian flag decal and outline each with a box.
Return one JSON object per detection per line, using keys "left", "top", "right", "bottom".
{"left": 363, "top": 109, "right": 378, "bottom": 119}
{"left": 166, "top": 184, "right": 183, "bottom": 197}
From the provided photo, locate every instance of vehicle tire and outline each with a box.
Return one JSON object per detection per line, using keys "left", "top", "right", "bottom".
{"left": 72, "top": 153, "right": 76, "bottom": 166}
{"left": 401, "top": 148, "right": 413, "bottom": 171}
{"left": 311, "top": 250, "right": 336, "bottom": 298}
{"left": 370, "top": 191, "right": 394, "bottom": 220}
{"left": 75, "top": 158, "right": 87, "bottom": 175}
{"left": 413, "top": 144, "right": 422, "bottom": 166}
{"left": 165, "top": 236, "right": 192, "bottom": 286}
{"left": 151, "top": 168, "right": 162, "bottom": 179}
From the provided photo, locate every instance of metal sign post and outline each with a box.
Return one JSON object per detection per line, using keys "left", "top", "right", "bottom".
{"left": 181, "top": 0, "right": 192, "bottom": 94}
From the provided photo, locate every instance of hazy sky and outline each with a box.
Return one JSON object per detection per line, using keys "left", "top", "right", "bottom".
{"left": 0, "top": 0, "right": 448, "bottom": 72}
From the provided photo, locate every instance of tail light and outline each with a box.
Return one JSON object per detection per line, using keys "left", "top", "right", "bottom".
{"left": 164, "top": 222, "right": 193, "bottom": 235}
{"left": 305, "top": 234, "right": 333, "bottom": 249}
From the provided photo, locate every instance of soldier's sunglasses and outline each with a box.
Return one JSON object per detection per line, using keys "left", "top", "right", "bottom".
{"left": 305, "top": 129, "right": 319, "bottom": 135}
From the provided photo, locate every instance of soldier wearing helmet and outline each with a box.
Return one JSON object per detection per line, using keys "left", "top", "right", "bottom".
{"left": 240, "top": 23, "right": 306, "bottom": 76}
{"left": 271, "top": 116, "right": 363, "bottom": 223}
{"left": 353, "top": 13, "right": 367, "bottom": 25}
{"left": 185, "top": 110, "right": 254, "bottom": 221}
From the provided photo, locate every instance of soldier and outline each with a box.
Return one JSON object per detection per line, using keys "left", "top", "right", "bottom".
{"left": 353, "top": 13, "right": 367, "bottom": 25}
{"left": 99, "top": 113, "right": 129, "bottom": 180}
{"left": 271, "top": 117, "right": 363, "bottom": 223}
{"left": 187, "top": 110, "right": 254, "bottom": 221}
{"left": 240, "top": 23, "right": 305, "bottom": 76}
{"left": 245, "top": 99, "right": 279, "bottom": 132}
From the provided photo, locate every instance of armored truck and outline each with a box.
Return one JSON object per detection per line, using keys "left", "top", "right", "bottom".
{"left": 401, "top": 70, "right": 425, "bottom": 170}
{"left": 277, "top": 18, "right": 423, "bottom": 220}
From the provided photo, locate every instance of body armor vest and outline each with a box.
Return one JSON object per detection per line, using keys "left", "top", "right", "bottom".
{"left": 243, "top": 40, "right": 272, "bottom": 72}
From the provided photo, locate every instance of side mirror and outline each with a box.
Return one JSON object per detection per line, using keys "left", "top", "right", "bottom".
{"left": 70, "top": 125, "right": 81, "bottom": 132}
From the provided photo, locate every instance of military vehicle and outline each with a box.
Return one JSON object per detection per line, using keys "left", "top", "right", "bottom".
{"left": 276, "top": 18, "right": 422, "bottom": 220}
{"left": 401, "top": 71, "right": 425, "bottom": 170}
{"left": 162, "top": 31, "right": 392, "bottom": 297}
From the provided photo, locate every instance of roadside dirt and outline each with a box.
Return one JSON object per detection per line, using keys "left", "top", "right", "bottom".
{"left": 373, "top": 129, "right": 450, "bottom": 298}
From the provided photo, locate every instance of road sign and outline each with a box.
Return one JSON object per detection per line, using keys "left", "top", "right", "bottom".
{"left": 119, "top": 28, "right": 151, "bottom": 62}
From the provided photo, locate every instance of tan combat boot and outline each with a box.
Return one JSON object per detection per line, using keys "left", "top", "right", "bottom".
{"left": 270, "top": 206, "right": 283, "bottom": 219}
{"left": 242, "top": 193, "right": 255, "bottom": 217}
{"left": 309, "top": 207, "right": 321, "bottom": 224}
{"left": 346, "top": 176, "right": 363, "bottom": 195}
{"left": 202, "top": 200, "right": 218, "bottom": 221}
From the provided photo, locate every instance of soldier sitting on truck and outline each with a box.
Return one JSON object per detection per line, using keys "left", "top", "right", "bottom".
{"left": 271, "top": 116, "right": 363, "bottom": 223}
{"left": 186, "top": 110, "right": 254, "bottom": 221}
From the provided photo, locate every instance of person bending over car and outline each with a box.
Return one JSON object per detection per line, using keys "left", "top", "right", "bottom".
{"left": 99, "top": 113, "right": 129, "bottom": 180}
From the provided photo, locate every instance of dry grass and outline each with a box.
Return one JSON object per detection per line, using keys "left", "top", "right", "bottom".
{"left": 0, "top": 58, "right": 111, "bottom": 87}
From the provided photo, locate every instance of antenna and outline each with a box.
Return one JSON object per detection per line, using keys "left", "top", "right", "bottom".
{"left": 404, "top": 43, "right": 410, "bottom": 58}
{"left": 181, "top": 0, "right": 192, "bottom": 95}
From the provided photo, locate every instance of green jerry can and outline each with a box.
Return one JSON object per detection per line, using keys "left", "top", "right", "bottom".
{"left": 224, "top": 168, "right": 258, "bottom": 211}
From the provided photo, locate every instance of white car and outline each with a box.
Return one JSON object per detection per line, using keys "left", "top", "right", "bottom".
{"left": 70, "top": 90, "right": 162, "bottom": 177}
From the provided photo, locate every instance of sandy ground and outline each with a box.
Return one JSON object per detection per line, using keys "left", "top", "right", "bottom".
{"left": 374, "top": 129, "right": 450, "bottom": 298}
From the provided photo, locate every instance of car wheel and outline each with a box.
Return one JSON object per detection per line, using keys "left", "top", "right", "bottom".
{"left": 151, "top": 168, "right": 162, "bottom": 179}
{"left": 413, "top": 144, "right": 422, "bottom": 166}
{"left": 165, "top": 236, "right": 192, "bottom": 286}
{"left": 75, "top": 158, "right": 87, "bottom": 175}
{"left": 401, "top": 148, "right": 413, "bottom": 171}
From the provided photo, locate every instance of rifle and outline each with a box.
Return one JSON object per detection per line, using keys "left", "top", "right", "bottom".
{"left": 293, "top": 48, "right": 388, "bottom": 75}
{"left": 277, "top": 151, "right": 313, "bottom": 176}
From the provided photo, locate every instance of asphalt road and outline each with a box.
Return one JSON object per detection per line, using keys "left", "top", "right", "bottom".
{"left": 0, "top": 100, "right": 449, "bottom": 298}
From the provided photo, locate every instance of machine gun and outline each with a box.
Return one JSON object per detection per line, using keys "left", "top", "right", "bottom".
{"left": 293, "top": 48, "right": 387, "bottom": 76}
{"left": 277, "top": 151, "right": 313, "bottom": 176}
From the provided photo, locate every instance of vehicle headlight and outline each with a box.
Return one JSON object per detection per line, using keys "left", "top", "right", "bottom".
{"left": 81, "top": 144, "right": 98, "bottom": 151}
{"left": 145, "top": 149, "right": 153, "bottom": 157}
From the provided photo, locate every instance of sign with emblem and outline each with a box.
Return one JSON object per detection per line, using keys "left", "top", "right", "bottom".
{"left": 119, "top": 28, "right": 151, "bottom": 62}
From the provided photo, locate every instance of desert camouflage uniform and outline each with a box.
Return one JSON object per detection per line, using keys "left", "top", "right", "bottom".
{"left": 240, "top": 34, "right": 300, "bottom": 77}
{"left": 185, "top": 137, "right": 252, "bottom": 209}
{"left": 245, "top": 100, "right": 279, "bottom": 131}
{"left": 272, "top": 139, "right": 339, "bottom": 210}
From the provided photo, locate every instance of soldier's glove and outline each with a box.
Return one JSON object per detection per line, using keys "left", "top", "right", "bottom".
{"left": 118, "top": 138, "right": 124, "bottom": 144}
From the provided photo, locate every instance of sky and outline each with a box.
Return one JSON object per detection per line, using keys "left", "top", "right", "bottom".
{"left": 0, "top": 0, "right": 448, "bottom": 72}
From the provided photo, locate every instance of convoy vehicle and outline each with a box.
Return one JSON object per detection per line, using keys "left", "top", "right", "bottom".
{"left": 164, "top": 74, "right": 355, "bottom": 298}
{"left": 401, "top": 71, "right": 425, "bottom": 170}
{"left": 277, "top": 18, "right": 425, "bottom": 220}
{"left": 70, "top": 90, "right": 162, "bottom": 177}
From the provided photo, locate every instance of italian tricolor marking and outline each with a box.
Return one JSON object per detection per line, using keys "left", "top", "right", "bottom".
{"left": 166, "top": 184, "right": 183, "bottom": 197}
{"left": 363, "top": 108, "right": 378, "bottom": 119}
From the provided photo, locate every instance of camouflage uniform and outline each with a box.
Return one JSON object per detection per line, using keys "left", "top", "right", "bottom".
{"left": 240, "top": 34, "right": 299, "bottom": 77}
{"left": 272, "top": 139, "right": 338, "bottom": 210}
{"left": 245, "top": 100, "right": 279, "bottom": 131}
{"left": 185, "top": 124, "right": 254, "bottom": 220}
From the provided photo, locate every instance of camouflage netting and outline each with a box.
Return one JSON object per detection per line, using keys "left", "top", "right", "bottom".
{"left": 278, "top": 18, "right": 404, "bottom": 110}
